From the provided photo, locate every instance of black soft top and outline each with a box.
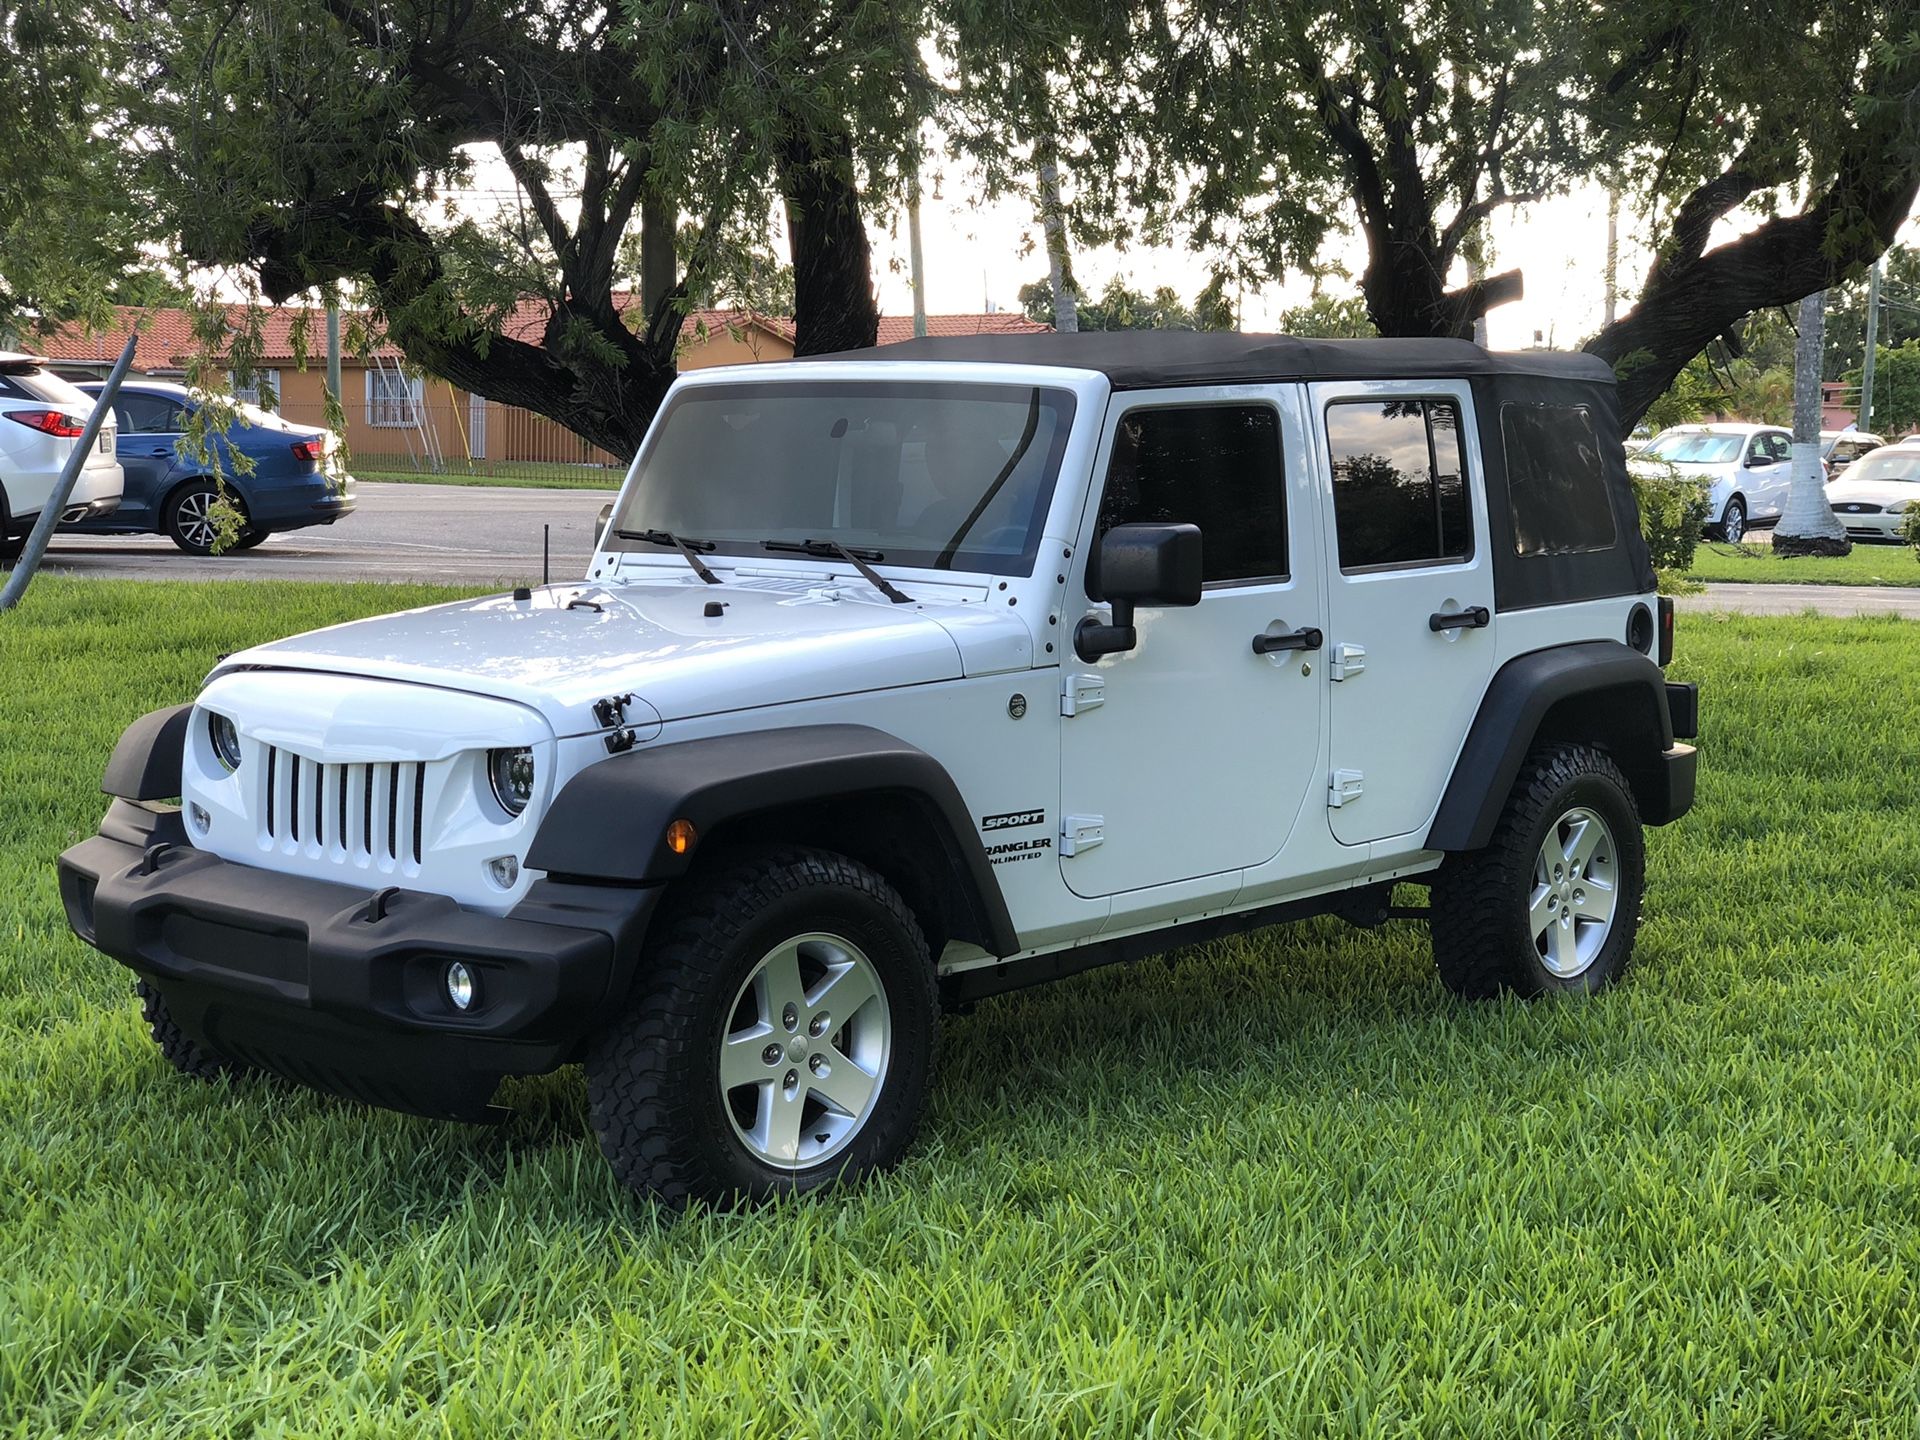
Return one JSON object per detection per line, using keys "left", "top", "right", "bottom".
{"left": 812, "top": 332, "right": 1616, "bottom": 391}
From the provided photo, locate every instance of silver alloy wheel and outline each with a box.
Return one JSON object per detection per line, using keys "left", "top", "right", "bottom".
{"left": 174, "top": 488, "right": 218, "bottom": 549}
{"left": 1722, "top": 499, "right": 1746, "bottom": 544}
{"left": 719, "top": 931, "right": 893, "bottom": 1169}
{"left": 1530, "top": 806, "right": 1619, "bottom": 978}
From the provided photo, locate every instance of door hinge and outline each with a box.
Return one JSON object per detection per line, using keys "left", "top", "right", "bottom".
{"left": 1328, "top": 770, "right": 1365, "bottom": 808}
{"left": 1330, "top": 642, "right": 1367, "bottom": 682}
{"left": 1061, "top": 814, "right": 1106, "bottom": 856}
{"left": 1061, "top": 673, "right": 1106, "bottom": 717}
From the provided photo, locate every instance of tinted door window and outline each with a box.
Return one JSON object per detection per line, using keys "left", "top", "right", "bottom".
{"left": 117, "top": 393, "right": 185, "bottom": 433}
{"left": 1094, "top": 404, "right": 1287, "bottom": 584}
{"left": 1502, "top": 403, "right": 1617, "bottom": 556}
{"left": 1326, "top": 398, "right": 1471, "bottom": 570}
{"left": 1764, "top": 433, "right": 1792, "bottom": 463}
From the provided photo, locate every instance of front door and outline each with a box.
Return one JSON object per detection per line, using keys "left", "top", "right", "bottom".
{"left": 1058, "top": 389, "right": 1325, "bottom": 899}
{"left": 109, "top": 390, "right": 188, "bottom": 527}
{"left": 1312, "top": 382, "right": 1497, "bottom": 847}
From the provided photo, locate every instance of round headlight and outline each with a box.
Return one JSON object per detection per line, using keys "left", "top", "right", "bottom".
{"left": 208, "top": 712, "right": 242, "bottom": 773}
{"left": 489, "top": 747, "right": 535, "bottom": 816}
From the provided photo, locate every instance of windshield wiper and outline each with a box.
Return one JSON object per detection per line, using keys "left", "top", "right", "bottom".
{"left": 616, "top": 528, "right": 720, "bottom": 585}
{"left": 762, "top": 538, "right": 913, "bottom": 604}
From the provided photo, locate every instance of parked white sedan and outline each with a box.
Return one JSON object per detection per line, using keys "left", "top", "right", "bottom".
{"left": 1824, "top": 445, "right": 1920, "bottom": 543}
{"left": 1632, "top": 423, "right": 1795, "bottom": 543}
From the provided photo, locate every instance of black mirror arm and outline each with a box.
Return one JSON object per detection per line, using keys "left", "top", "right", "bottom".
{"left": 1074, "top": 598, "right": 1137, "bottom": 661}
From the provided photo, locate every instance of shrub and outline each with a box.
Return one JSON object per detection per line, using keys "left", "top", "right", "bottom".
{"left": 1904, "top": 504, "right": 1920, "bottom": 557}
{"left": 1632, "top": 464, "right": 1712, "bottom": 573}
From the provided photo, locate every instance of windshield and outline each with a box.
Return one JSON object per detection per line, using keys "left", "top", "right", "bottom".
{"left": 1642, "top": 431, "right": 1743, "bottom": 463}
{"left": 605, "top": 381, "right": 1077, "bottom": 576}
{"left": 1844, "top": 450, "right": 1920, "bottom": 484}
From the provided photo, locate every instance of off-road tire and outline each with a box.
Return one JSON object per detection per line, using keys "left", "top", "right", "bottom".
{"left": 135, "top": 979, "right": 250, "bottom": 1080}
{"left": 585, "top": 845, "right": 939, "bottom": 1208}
{"left": 1429, "top": 742, "right": 1645, "bottom": 999}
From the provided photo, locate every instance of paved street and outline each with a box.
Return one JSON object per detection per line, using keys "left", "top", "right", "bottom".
{"left": 34, "top": 481, "right": 615, "bottom": 586}
{"left": 28, "top": 482, "right": 1920, "bottom": 619}
{"left": 1674, "top": 582, "right": 1920, "bottom": 618}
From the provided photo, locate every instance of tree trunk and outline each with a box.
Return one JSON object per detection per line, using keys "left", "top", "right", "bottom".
{"left": 640, "top": 192, "right": 676, "bottom": 324}
{"left": 1036, "top": 138, "right": 1078, "bottom": 334}
{"left": 784, "top": 128, "right": 879, "bottom": 357}
{"left": 1773, "top": 290, "right": 1849, "bottom": 555}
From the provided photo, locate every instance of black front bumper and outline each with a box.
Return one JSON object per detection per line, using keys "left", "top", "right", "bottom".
{"left": 59, "top": 801, "right": 658, "bottom": 1120}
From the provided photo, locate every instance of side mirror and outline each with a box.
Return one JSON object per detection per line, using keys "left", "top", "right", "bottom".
{"left": 1076, "top": 523, "right": 1203, "bottom": 661}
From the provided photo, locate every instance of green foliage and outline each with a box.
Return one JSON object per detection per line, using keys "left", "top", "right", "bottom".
{"left": 1632, "top": 464, "right": 1712, "bottom": 573}
{"left": 1018, "top": 274, "right": 1235, "bottom": 331}
{"left": 1826, "top": 245, "right": 1920, "bottom": 378}
{"left": 1904, "top": 505, "right": 1920, "bottom": 557}
{"left": 12, "top": 581, "right": 1920, "bottom": 1432}
{"left": 1845, "top": 341, "right": 1920, "bottom": 436}
{"left": 1639, "top": 355, "right": 1731, "bottom": 433}
{"left": 1277, "top": 294, "right": 1376, "bottom": 339}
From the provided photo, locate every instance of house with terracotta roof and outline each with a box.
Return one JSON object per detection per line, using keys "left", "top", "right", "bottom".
{"left": 27, "top": 302, "right": 1049, "bottom": 472}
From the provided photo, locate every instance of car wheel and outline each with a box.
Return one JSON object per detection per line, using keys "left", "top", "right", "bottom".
{"left": 1716, "top": 496, "right": 1747, "bottom": 544}
{"left": 230, "top": 527, "right": 268, "bottom": 551}
{"left": 1429, "top": 742, "right": 1645, "bottom": 999}
{"left": 163, "top": 479, "right": 247, "bottom": 555}
{"left": 585, "top": 844, "right": 938, "bottom": 1208}
{"left": 135, "top": 980, "right": 251, "bottom": 1081}
{"left": 0, "top": 532, "right": 21, "bottom": 564}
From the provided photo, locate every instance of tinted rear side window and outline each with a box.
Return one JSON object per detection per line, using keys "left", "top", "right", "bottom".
{"left": 1502, "top": 403, "right": 1617, "bottom": 557}
{"left": 1325, "top": 398, "right": 1470, "bottom": 570}
{"left": 116, "top": 393, "right": 186, "bottom": 434}
{"left": 1095, "top": 404, "right": 1287, "bottom": 583}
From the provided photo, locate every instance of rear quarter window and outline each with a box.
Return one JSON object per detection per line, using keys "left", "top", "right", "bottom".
{"left": 1502, "top": 403, "right": 1617, "bottom": 557}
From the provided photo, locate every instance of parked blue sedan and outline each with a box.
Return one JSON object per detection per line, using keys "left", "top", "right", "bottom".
{"left": 67, "top": 380, "right": 355, "bottom": 553}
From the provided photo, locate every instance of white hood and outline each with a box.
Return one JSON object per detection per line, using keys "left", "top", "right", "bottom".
{"left": 1825, "top": 478, "right": 1920, "bottom": 510}
{"left": 213, "top": 577, "right": 1033, "bottom": 735}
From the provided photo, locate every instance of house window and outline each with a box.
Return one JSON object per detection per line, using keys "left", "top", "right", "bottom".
{"left": 367, "top": 368, "right": 424, "bottom": 427}
{"left": 229, "top": 368, "right": 280, "bottom": 411}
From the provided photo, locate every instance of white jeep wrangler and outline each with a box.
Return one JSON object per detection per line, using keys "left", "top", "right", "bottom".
{"left": 60, "top": 333, "right": 1698, "bottom": 1207}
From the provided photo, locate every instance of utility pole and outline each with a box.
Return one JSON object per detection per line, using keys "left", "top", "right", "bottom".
{"left": 325, "top": 305, "right": 342, "bottom": 413}
{"left": 907, "top": 167, "right": 928, "bottom": 339}
{"left": 1603, "top": 188, "right": 1620, "bottom": 328}
{"left": 1861, "top": 259, "right": 1882, "bottom": 432}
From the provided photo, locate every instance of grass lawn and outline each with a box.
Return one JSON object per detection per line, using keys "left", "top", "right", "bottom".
{"left": 355, "top": 463, "right": 622, "bottom": 491}
{"left": 6, "top": 580, "right": 1920, "bottom": 1435}
{"left": 1690, "top": 539, "right": 1920, "bottom": 586}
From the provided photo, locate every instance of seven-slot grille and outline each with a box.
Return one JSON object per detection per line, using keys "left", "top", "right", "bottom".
{"left": 262, "top": 746, "right": 426, "bottom": 867}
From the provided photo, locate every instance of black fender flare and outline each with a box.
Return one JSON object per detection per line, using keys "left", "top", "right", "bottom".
{"left": 525, "top": 724, "right": 1020, "bottom": 957}
{"left": 1427, "top": 641, "right": 1684, "bottom": 852}
{"left": 102, "top": 703, "right": 193, "bottom": 801}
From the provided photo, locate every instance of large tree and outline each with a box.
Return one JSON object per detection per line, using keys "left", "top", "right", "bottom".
{"left": 124, "top": 0, "right": 927, "bottom": 455}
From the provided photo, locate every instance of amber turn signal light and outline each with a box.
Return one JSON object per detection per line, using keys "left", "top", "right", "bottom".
{"left": 665, "top": 818, "right": 698, "bottom": 856}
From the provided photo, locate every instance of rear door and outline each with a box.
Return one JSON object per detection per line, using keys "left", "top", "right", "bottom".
{"left": 1312, "top": 381, "right": 1497, "bottom": 847}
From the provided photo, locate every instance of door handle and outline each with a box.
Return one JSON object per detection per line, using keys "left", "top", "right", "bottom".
{"left": 1428, "top": 606, "right": 1490, "bottom": 632}
{"left": 149, "top": 447, "right": 171, "bottom": 456}
{"left": 1251, "top": 625, "right": 1323, "bottom": 655}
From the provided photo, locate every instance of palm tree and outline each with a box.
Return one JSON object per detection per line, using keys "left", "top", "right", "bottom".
{"left": 1773, "top": 290, "right": 1851, "bottom": 558}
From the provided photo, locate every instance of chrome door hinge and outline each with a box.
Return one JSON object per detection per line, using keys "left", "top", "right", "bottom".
{"left": 1328, "top": 770, "right": 1365, "bottom": 808}
{"left": 1329, "top": 643, "right": 1367, "bottom": 682}
{"left": 1061, "top": 673, "right": 1106, "bottom": 717}
{"left": 1061, "top": 814, "right": 1106, "bottom": 856}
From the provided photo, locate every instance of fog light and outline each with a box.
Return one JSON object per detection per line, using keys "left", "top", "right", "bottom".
{"left": 485, "top": 854, "right": 520, "bottom": 889}
{"left": 446, "top": 962, "right": 476, "bottom": 1011}
{"left": 188, "top": 803, "right": 211, "bottom": 835}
